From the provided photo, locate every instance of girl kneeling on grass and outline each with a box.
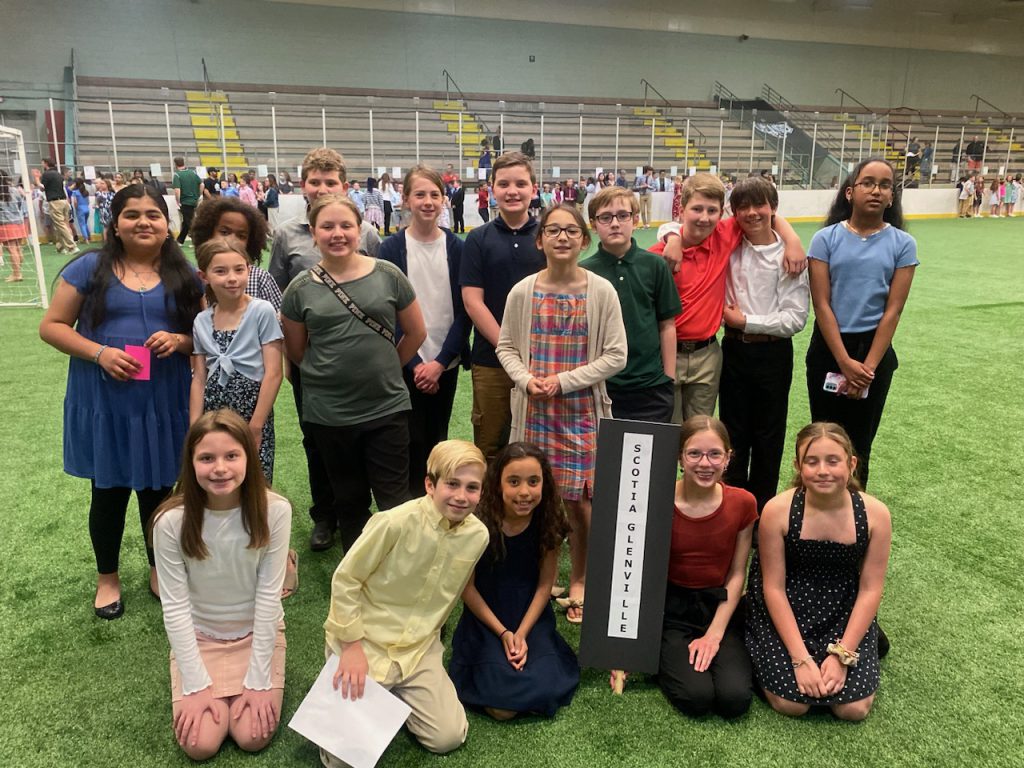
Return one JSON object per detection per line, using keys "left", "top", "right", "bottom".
{"left": 496, "top": 204, "right": 627, "bottom": 624}
{"left": 449, "top": 442, "right": 579, "bottom": 720}
{"left": 655, "top": 416, "right": 757, "bottom": 719}
{"left": 745, "top": 422, "right": 891, "bottom": 721}
{"left": 191, "top": 240, "right": 283, "bottom": 483}
{"left": 152, "top": 409, "right": 292, "bottom": 760}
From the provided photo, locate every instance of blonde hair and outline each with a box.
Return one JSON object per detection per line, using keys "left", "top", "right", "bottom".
{"left": 301, "top": 147, "right": 347, "bottom": 183}
{"left": 426, "top": 440, "right": 486, "bottom": 485}
{"left": 308, "top": 193, "right": 362, "bottom": 229}
{"left": 679, "top": 172, "right": 726, "bottom": 208}
{"left": 588, "top": 186, "right": 639, "bottom": 220}
{"left": 791, "top": 422, "right": 862, "bottom": 491}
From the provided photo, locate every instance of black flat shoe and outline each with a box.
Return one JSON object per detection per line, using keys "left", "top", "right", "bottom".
{"left": 309, "top": 520, "right": 336, "bottom": 552}
{"left": 95, "top": 599, "right": 125, "bottom": 620}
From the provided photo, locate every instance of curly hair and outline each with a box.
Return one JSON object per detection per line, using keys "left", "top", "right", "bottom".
{"left": 189, "top": 196, "right": 269, "bottom": 265}
{"left": 477, "top": 442, "right": 569, "bottom": 563}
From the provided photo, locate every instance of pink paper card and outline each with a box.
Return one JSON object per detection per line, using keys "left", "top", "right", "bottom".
{"left": 124, "top": 344, "right": 151, "bottom": 381}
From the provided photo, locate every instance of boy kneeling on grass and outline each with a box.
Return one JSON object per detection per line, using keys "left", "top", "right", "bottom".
{"left": 321, "top": 440, "right": 489, "bottom": 767}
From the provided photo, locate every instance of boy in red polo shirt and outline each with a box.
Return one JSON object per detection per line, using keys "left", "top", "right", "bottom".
{"left": 650, "top": 174, "right": 805, "bottom": 422}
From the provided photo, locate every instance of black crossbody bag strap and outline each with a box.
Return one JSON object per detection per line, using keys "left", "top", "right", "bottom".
{"left": 310, "top": 264, "right": 397, "bottom": 347}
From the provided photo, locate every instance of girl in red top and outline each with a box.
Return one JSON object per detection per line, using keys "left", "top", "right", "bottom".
{"left": 658, "top": 415, "right": 757, "bottom": 718}
{"left": 477, "top": 182, "right": 490, "bottom": 223}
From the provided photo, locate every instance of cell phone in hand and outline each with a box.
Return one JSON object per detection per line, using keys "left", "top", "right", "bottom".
{"left": 824, "top": 372, "right": 869, "bottom": 399}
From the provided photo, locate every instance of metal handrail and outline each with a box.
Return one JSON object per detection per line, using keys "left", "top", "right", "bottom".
{"left": 442, "top": 68, "right": 491, "bottom": 135}
{"left": 640, "top": 79, "right": 673, "bottom": 111}
{"left": 970, "top": 94, "right": 1010, "bottom": 118}
{"left": 834, "top": 88, "right": 873, "bottom": 116}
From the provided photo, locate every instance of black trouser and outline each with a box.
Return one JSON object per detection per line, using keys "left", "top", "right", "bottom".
{"left": 289, "top": 365, "right": 335, "bottom": 527}
{"left": 478, "top": 207, "right": 489, "bottom": 223}
{"left": 383, "top": 201, "right": 393, "bottom": 235}
{"left": 452, "top": 206, "right": 464, "bottom": 233}
{"left": 176, "top": 204, "right": 196, "bottom": 244}
{"left": 89, "top": 483, "right": 173, "bottom": 573}
{"left": 608, "top": 380, "right": 674, "bottom": 424}
{"left": 404, "top": 366, "right": 460, "bottom": 498}
{"left": 805, "top": 324, "right": 897, "bottom": 489}
{"left": 720, "top": 337, "right": 793, "bottom": 513}
{"left": 306, "top": 412, "right": 412, "bottom": 552}
{"left": 659, "top": 585, "right": 752, "bottom": 719}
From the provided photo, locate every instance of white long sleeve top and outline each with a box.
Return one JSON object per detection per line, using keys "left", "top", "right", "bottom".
{"left": 725, "top": 233, "right": 809, "bottom": 339}
{"left": 153, "top": 493, "right": 292, "bottom": 695}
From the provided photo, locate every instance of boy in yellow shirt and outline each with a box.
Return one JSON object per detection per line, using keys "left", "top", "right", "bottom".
{"left": 322, "top": 440, "right": 489, "bottom": 766}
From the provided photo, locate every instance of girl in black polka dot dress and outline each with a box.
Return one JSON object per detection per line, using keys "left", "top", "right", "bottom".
{"left": 745, "top": 422, "right": 891, "bottom": 721}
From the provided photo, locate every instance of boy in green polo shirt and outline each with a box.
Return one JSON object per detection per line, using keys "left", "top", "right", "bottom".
{"left": 172, "top": 156, "right": 201, "bottom": 244}
{"left": 581, "top": 186, "right": 680, "bottom": 422}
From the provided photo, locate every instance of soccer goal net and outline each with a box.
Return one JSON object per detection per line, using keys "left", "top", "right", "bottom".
{"left": 0, "top": 126, "right": 48, "bottom": 308}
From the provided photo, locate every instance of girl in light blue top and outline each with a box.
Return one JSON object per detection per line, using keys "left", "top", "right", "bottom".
{"left": 191, "top": 239, "right": 283, "bottom": 481}
{"left": 805, "top": 158, "right": 918, "bottom": 488}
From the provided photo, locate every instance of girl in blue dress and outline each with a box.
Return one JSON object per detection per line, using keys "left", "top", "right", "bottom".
{"left": 40, "top": 185, "right": 203, "bottom": 619}
{"left": 449, "top": 442, "right": 579, "bottom": 720}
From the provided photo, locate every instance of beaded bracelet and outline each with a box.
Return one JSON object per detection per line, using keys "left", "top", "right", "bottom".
{"left": 93, "top": 344, "right": 109, "bottom": 365}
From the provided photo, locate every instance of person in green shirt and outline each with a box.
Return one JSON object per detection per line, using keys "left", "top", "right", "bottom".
{"left": 581, "top": 186, "right": 681, "bottom": 423}
{"left": 172, "top": 156, "right": 202, "bottom": 244}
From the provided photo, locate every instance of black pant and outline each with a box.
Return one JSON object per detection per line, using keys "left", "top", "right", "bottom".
{"left": 289, "top": 366, "right": 336, "bottom": 526}
{"left": 176, "top": 204, "right": 196, "bottom": 244}
{"left": 383, "top": 201, "right": 393, "bottom": 235}
{"left": 805, "top": 325, "right": 897, "bottom": 489}
{"left": 89, "top": 483, "right": 173, "bottom": 573}
{"left": 720, "top": 337, "right": 793, "bottom": 512}
{"left": 659, "top": 585, "right": 752, "bottom": 719}
{"left": 452, "top": 206, "right": 465, "bottom": 233}
{"left": 478, "top": 207, "right": 489, "bottom": 223}
{"left": 404, "top": 366, "right": 460, "bottom": 498}
{"left": 306, "top": 412, "right": 412, "bottom": 551}
{"left": 608, "top": 380, "right": 674, "bottom": 424}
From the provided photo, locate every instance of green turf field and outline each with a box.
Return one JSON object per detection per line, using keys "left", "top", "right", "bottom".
{"left": 1, "top": 219, "right": 1021, "bottom": 767}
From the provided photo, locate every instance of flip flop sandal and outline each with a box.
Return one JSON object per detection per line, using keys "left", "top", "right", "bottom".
{"left": 555, "top": 597, "right": 584, "bottom": 624}
{"left": 281, "top": 549, "right": 299, "bottom": 599}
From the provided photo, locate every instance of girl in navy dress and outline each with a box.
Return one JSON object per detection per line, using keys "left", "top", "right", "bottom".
{"left": 745, "top": 422, "right": 892, "bottom": 721}
{"left": 40, "top": 185, "right": 203, "bottom": 619}
{"left": 449, "top": 442, "right": 578, "bottom": 720}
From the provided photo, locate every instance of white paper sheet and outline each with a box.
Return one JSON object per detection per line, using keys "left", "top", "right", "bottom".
{"left": 289, "top": 654, "right": 412, "bottom": 768}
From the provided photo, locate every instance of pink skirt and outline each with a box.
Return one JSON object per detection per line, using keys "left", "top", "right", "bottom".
{"left": 364, "top": 206, "right": 384, "bottom": 228}
{"left": 170, "top": 624, "right": 286, "bottom": 702}
{"left": 0, "top": 221, "right": 27, "bottom": 243}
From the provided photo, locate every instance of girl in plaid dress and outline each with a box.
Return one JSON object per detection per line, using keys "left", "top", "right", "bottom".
{"left": 496, "top": 204, "right": 626, "bottom": 623}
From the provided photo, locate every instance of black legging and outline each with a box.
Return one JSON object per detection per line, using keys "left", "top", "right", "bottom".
{"left": 89, "top": 483, "right": 173, "bottom": 573}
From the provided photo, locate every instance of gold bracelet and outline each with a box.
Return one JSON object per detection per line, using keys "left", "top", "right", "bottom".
{"left": 827, "top": 642, "right": 860, "bottom": 667}
{"left": 791, "top": 656, "right": 813, "bottom": 669}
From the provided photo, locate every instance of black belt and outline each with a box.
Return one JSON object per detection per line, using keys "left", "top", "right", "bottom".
{"left": 723, "top": 327, "right": 784, "bottom": 344}
{"left": 676, "top": 335, "right": 717, "bottom": 353}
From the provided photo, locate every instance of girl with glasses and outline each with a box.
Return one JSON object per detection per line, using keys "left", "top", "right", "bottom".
{"left": 640, "top": 415, "right": 756, "bottom": 718}
{"left": 496, "top": 204, "right": 626, "bottom": 624}
{"left": 806, "top": 158, "right": 917, "bottom": 488}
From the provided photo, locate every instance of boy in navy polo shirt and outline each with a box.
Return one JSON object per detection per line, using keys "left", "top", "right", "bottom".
{"left": 581, "top": 186, "right": 680, "bottom": 423}
{"left": 459, "top": 152, "right": 544, "bottom": 462}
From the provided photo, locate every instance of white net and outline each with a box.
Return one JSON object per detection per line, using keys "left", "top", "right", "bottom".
{"left": 0, "top": 126, "right": 48, "bottom": 308}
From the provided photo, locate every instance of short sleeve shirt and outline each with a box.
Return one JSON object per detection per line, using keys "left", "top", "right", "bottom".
{"left": 668, "top": 484, "right": 758, "bottom": 589}
{"left": 173, "top": 169, "right": 202, "bottom": 206}
{"left": 581, "top": 239, "right": 681, "bottom": 389}
{"left": 280, "top": 260, "right": 415, "bottom": 426}
{"left": 808, "top": 223, "right": 919, "bottom": 333}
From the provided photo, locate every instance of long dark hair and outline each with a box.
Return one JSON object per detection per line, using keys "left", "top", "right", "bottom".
{"left": 57, "top": 185, "right": 202, "bottom": 332}
{"left": 189, "top": 195, "right": 268, "bottom": 265}
{"left": 824, "top": 158, "right": 905, "bottom": 230}
{"left": 477, "top": 442, "right": 569, "bottom": 562}
{"left": 151, "top": 409, "right": 270, "bottom": 560}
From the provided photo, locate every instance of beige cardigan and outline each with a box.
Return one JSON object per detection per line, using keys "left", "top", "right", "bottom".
{"left": 496, "top": 270, "right": 627, "bottom": 442}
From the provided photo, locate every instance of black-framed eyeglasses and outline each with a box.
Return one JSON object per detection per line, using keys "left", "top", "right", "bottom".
{"left": 683, "top": 449, "right": 728, "bottom": 465}
{"left": 542, "top": 224, "right": 584, "bottom": 239}
{"left": 854, "top": 180, "right": 894, "bottom": 192}
{"left": 593, "top": 211, "right": 634, "bottom": 225}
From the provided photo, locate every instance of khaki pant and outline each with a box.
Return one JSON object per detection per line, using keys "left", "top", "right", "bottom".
{"left": 470, "top": 364, "right": 513, "bottom": 462}
{"left": 957, "top": 197, "right": 973, "bottom": 217}
{"left": 672, "top": 337, "right": 723, "bottom": 423}
{"left": 638, "top": 192, "right": 652, "bottom": 227}
{"left": 48, "top": 199, "right": 77, "bottom": 252}
{"left": 320, "top": 636, "right": 468, "bottom": 767}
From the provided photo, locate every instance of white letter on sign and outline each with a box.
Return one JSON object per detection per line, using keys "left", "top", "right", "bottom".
{"left": 607, "top": 433, "right": 652, "bottom": 639}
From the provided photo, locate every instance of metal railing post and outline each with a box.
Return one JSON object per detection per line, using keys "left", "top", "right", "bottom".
{"left": 369, "top": 109, "right": 375, "bottom": 174}
{"left": 982, "top": 126, "right": 990, "bottom": 170}
{"left": 809, "top": 122, "right": 817, "bottom": 189}
{"left": 650, "top": 117, "right": 656, "bottom": 167}
{"left": 321, "top": 107, "right": 326, "bottom": 147}
{"left": 578, "top": 114, "right": 584, "bottom": 180}
{"left": 614, "top": 116, "right": 620, "bottom": 173}
{"left": 271, "top": 105, "right": 279, "bottom": 178}
{"left": 839, "top": 123, "right": 847, "bottom": 178}
{"left": 106, "top": 101, "right": 118, "bottom": 174}
{"left": 458, "top": 112, "right": 464, "bottom": 175}
{"left": 779, "top": 128, "right": 787, "bottom": 190}
{"left": 219, "top": 103, "right": 228, "bottom": 175}
{"left": 717, "top": 119, "right": 723, "bottom": 172}
{"left": 749, "top": 119, "right": 755, "bottom": 174}
{"left": 1004, "top": 127, "right": 1014, "bottom": 176}
{"left": 164, "top": 103, "right": 174, "bottom": 175}
{"left": 684, "top": 119, "right": 690, "bottom": 173}
{"left": 540, "top": 114, "right": 545, "bottom": 186}
{"left": 415, "top": 111, "right": 420, "bottom": 163}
